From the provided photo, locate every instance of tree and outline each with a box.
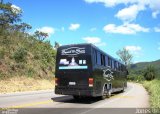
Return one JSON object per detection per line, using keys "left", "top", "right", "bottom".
{"left": 54, "top": 41, "right": 60, "bottom": 49}
{"left": 18, "top": 23, "right": 32, "bottom": 33}
{"left": 143, "top": 65, "right": 156, "bottom": 81}
{"left": 0, "top": 3, "right": 22, "bottom": 29}
{"left": 1, "top": 0, "right": 3, "bottom": 4}
{"left": 34, "top": 30, "right": 48, "bottom": 41}
{"left": 116, "top": 48, "right": 133, "bottom": 66}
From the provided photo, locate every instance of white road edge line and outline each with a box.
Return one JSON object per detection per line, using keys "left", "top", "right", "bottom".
{"left": 80, "top": 83, "right": 135, "bottom": 114}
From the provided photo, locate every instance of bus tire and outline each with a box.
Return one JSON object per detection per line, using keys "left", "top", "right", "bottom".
{"left": 121, "top": 83, "right": 125, "bottom": 92}
{"left": 101, "top": 85, "right": 107, "bottom": 100}
{"left": 106, "top": 90, "right": 111, "bottom": 98}
{"left": 101, "top": 91, "right": 106, "bottom": 100}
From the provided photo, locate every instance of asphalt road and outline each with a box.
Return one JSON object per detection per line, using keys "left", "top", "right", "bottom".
{"left": 0, "top": 82, "right": 149, "bottom": 114}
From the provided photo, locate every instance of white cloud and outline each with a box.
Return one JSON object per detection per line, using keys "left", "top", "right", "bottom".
{"left": 37, "top": 27, "right": 55, "bottom": 36}
{"left": 125, "top": 45, "right": 142, "bottom": 57}
{"left": 103, "top": 23, "right": 149, "bottom": 34}
{"left": 84, "top": 0, "right": 137, "bottom": 7}
{"left": 149, "top": 0, "right": 160, "bottom": 11}
{"left": 84, "top": 0, "right": 160, "bottom": 20}
{"left": 69, "top": 23, "right": 80, "bottom": 31}
{"left": 125, "top": 46, "right": 142, "bottom": 51}
{"left": 152, "top": 11, "right": 160, "bottom": 18}
{"left": 115, "top": 4, "right": 145, "bottom": 22}
{"left": 83, "top": 37, "right": 106, "bottom": 46}
{"left": 11, "top": 4, "right": 22, "bottom": 14}
{"left": 61, "top": 27, "right": 65, "bottom": 32}
{"left": 90, "top": 27, "right": 97, "bottom": 32}
{"left": 154, "top": 27, "right": 160, "bottom": 32}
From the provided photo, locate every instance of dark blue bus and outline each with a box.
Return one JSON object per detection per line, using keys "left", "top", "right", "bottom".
{"left": 55, "top": 44, "right": 128, "bottom": 99}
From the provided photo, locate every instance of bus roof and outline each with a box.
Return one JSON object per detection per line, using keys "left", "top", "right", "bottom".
{"left": 58, "top": 43, "right": 125, "bottom": 66}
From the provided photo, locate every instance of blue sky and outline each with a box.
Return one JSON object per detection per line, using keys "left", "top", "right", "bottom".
{"left": 6, "top": 0, "right": 160, "bottom": 63}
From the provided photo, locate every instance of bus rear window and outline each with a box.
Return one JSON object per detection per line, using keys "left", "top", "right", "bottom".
{"left": 58, "top": 57, "right": 88, "bottom": 70}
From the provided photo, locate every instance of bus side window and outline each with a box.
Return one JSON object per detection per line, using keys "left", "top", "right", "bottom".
{"left": 97, "top": 51, "right": 101, "bottom": 65}
{"left": 110, "top": 59, "right": 113, "bottom": 69}
{"left": 94, "top": 50, "right": 97, "bottom": 64}
{"left": 105, "top": 56, "right": 108, "bottom": 66}
{"left": 108, "top": 57, "right": 110, "bottom": 67}
{"left": 114, "top": 61, "right": 117, "bottom": 70}
{"left": 112, "top": 60, "right": 114, "bottom": 69}
{"left": 103, "top": 55, "right": 106, "bottom": 66}
{"left": 100, "top": 54, "right": 106, "bottom": 66}
{"left": 118, "top": 63, "right": 121, "bottom": 71}
{"left": 117, "top": 62, "right": 119, "bottom": 71}
{"left": 100, "top": 54, "right": 103, "bottom": 66}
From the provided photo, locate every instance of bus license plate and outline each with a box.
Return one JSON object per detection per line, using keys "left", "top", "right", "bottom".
{"left": 69, "top": 82, "right": 76, "bottom": 85}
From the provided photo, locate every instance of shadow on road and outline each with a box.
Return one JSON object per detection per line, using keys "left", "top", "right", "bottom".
{"left": 51, "top": 96, "right": 101, "bottom": 104}
{"left": 51, "top": 90, "right": 124, "bottom": 105}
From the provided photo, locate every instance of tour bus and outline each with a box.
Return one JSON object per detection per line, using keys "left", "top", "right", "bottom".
{"left": 55, "top": 43, "right": 128, "bottom": 99}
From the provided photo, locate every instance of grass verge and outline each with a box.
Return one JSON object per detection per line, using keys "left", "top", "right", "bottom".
{"left": 143, "top": 79, "right": 160, "bottom": 108}
{"left": 0, "top": 76, "right": 55, "bottom": 94}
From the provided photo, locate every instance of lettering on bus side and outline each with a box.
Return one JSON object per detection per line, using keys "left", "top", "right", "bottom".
{"left": 61, "top": 47, "right": 85, "bottom": 56}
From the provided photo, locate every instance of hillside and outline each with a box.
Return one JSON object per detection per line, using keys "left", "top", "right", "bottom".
{"left": 0, "top": 3, "right": 56, "bottom": 80}
{"left": 129, "top": 59, "right": 160, "bottom": 77}
{"left": 0, "top": 33, "right": 56, "bottom": 80}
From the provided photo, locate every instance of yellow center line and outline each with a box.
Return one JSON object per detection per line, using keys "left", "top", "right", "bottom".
{"left": 1, "top": 100, "right": 54, "bottom": 110}
{"left": 110, "top": 95, "right": 134, "bottom": 99}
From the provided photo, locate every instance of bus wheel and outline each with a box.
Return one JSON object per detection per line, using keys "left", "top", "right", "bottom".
{"left": 101, "top": 87, "right": 107, "bottom": 100}
{"left": 106, "top": 90, "right": 111, "bottom": 98}
{"left": 121, "top": 83, "right": 125, "bottom": 93}
{"left": 101, "top": 92, "right": 106, "bottom": 100}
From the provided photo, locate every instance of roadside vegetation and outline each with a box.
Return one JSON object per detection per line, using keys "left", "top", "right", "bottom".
{"left": 0, "top": 2, "right": 58, "bottom": 93}
{"left": 143, "top": 80, "right": 160, "bottom": 108}
{"left": 0, "top": 76, "right": 55, "bottom": 93}
{"left": 117, "top": 48, "right": 160, "bottom": 108}
{"left": 128, "top": 63, "right": 160, "bottom": 108}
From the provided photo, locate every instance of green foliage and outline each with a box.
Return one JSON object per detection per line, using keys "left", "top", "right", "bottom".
{"left": 27, "top": 67, "right": 35, "bottom": 77}
{"left": 127, "top": 74, "right": 144, "bottom": 82}
{"left": 143, "top": 65, "right": 156, "bottom": 81}
{"left": 0, "top": 3, "right": 22, "bottom": 29}
{"left": 34, "top": 30, "right": 48, "bottom": 41}
{"left": 0, "top": 49, "right": 5, "bottom": 59}
{"left": 116, "top": 48, "right": 133, "bottom": 66}
{"left": 13, "top": 47, "right": 27, "bottom": 63}
{"left": 0, "top": 2, "right": 56, "bottom": 79}
{"left": 143, "top": 80, "right": 160, "bottom": 108}
{"left": 130, "top": 60, "right": 160, "bottom": 77}
{"left": 54, "top": 41, "right": 60, "bottom": 49}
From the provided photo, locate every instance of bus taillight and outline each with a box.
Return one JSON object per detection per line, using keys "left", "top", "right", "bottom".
{"left": 55, "top": 78, "right": 59, "bottom": 86}
{"left": 89, "top": 78, "right": 93, "bottom": 87}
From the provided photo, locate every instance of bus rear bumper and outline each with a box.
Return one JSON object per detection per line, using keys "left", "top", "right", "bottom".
{"left": 55, "top": 87, "right": 95, "bottom": 97}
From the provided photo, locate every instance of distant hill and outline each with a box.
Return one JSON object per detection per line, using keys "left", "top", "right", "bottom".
{"left": 129, "top": 59, "right": 160, "bottom": 77}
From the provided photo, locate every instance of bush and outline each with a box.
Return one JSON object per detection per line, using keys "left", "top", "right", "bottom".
{"left": 13, "top": 47, "right": 27, "bottom": 63}
{"left": 143, "top": 80, "right": 160, "bottom": 108}
{"left": 127, "top": 74, "right": 144, "bottom": 82}
{"left": 27, "top": 67, "right": 35, "bottom": 77}
{"left": 0, "top": 49, "right": 5, "bottom": 59}
{"left": 143, "top": 65, "right": 156, "bottom": 81}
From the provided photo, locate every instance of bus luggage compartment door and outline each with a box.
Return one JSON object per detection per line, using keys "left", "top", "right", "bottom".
{"left": 57, "top": 71, "right": 89, "bottom": 87}
{"left": 55, "top": 71, "right": 93, "bottom": 96}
